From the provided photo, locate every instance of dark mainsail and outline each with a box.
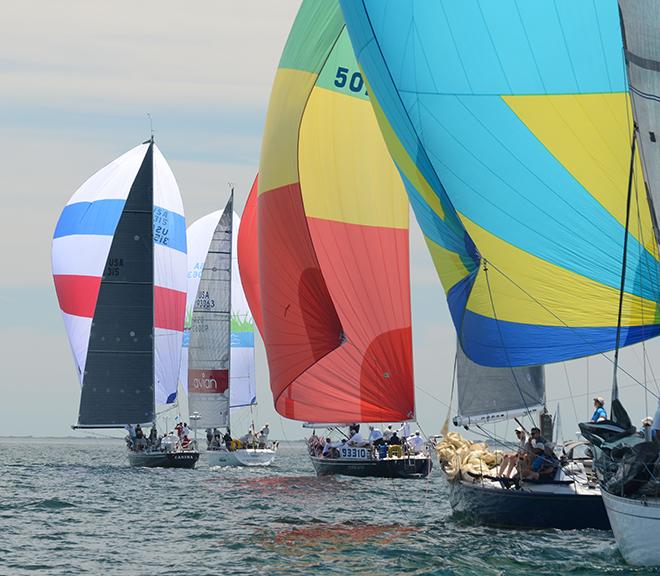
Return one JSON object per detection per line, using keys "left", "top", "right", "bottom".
{"left": 454, "top": 342, "right": 545, "bottom": 426}
{"left": 78, "top": 144, "right": 155, "bottom": 426}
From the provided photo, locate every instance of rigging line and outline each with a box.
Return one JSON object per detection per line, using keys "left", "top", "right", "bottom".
{"left": 613, "top": 125, "right": 638, "bottom": 402}
{"left": 416, "top": 386, "right": 450, "bottom": 409}
{"left": 484, "top": 259, "right": 659, "bottom": 399}
{"left": 482, "top": 258, "right": 536, "bottom": 428}
{"left": 562, "top": 363, "right": 579, "bottom": 430}
{"left": 633, "top": 157, "right": 652, "bottom": 416}
{"left": 440, "top": 353, "right": 458, "bottom": 436}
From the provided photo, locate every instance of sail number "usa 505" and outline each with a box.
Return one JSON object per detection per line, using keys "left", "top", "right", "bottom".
{"left": 334, "top": 67, "right": 368, "bottom": 96}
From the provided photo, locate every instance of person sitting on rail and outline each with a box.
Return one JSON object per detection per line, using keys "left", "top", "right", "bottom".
{"left": 498, "top": 426, "right": 527, "bottom": 478}
{"left": 368, "top": 425, "right": 385, "bottom": 446}
{"left": 407, "top": 430, "right": 425, "bottom": 454}
{"left": 524, "top": 442, "right": 558, "bottom": 481}
{"left": 181, "top": 435, "right": 191, "bottom": 450}
{"left": 322, "top": 437, "right": 341, "bottom": 458}
{"left": 388, "top": 431, "right": 402, "bottom": 446}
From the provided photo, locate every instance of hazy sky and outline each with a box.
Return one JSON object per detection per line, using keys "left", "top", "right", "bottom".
{"left": 2, "top": 0, "right": 658, "bottom": 442}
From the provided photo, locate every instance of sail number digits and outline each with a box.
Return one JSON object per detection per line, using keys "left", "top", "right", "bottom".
{"left": 195, "top": 290, "right": 215, "bottom": 310}
{"left": 334, "top": 66, "right": 368, "bottom": 96}
{"left": 339, "top": 446, "right": 369, "bottom": 459}
{"left": 153, "top": 207, "right": 171, "bottom": 246}
{"left": 105, "top": 258, "right": 123, "bottom": 277}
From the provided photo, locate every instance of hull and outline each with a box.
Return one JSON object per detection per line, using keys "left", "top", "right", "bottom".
{"left": 127, "top": 451, "right": 199, "bottom": 469}
{"left": 310, "top": 455, "right": 431, "bottom": 479}
{"left": 602, "top": 490, "right": 660, "bottom": 566}
{"left": 207, "top": 448, "right": 276, "bottom": 467}
{"left": 447, "top": 474, "right": 610, "bottom": 530}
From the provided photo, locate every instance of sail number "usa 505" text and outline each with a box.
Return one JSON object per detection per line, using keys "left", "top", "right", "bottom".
{"left": 334, "top": 66, "right": 368, "bottom": 96}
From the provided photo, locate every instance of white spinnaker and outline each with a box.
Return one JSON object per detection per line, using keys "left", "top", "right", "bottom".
{"left": 230, "top": 211, "right": 257, "bottom": 407}
{"left": 153, "top": 146, "right": 187, "bottom": 406}
{"left": 52, "top": 144, "right": 148, "bottom": 383}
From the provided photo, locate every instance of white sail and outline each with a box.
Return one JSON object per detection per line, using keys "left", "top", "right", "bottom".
{"left": 230, "top": 210, "right": 257, "bottom": 408}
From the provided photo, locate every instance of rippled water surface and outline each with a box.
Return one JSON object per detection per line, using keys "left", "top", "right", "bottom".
{"left": 1, "top": 438, "right": 658, "bottom": 575}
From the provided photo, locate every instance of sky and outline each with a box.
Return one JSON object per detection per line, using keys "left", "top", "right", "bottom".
{"left": 2, "top": 0, "right": 659, "bottom": 442}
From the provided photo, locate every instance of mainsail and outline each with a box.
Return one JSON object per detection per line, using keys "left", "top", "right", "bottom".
{"left": 52, "top": 142, "right": 187, "bottom": 426}
{"left": 341, "top": 1, "right": 660, "bottom": 368}
{"left": 185, "top": 198, "right": 233, "bottom": 429}
{"left": 182, "top": 194, "right": 257, "bottom": 429}
{"left": 454, "top": 343, "right": 545, "bottom": 427}
{"left": 619, "top": 1, "right": 660, "bottom": 237}
{"left": 258, "top": 0, "right": 413, "bottom": 423}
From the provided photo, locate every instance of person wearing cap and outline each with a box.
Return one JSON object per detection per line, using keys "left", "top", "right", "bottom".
{"left": 498, "top": 426, "right": 527, "bottom": 478}
{"left": 348, "top": 428, "right": 367, "bottom": 447}
{"left": 591, "top": 397, "right": 607, "bottom": 423}
{"left": 407, "top": 431, "right": 425, "bottom": 454}
{"left": 383, "top": 425, "right": 394, "bottom": 443}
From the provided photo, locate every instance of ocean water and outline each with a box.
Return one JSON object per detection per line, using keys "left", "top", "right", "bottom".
{"left": 1, "top": 438, "right": 657, "bottom": 576}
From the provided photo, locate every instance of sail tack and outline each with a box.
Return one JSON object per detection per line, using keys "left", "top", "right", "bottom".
{"left": 258, "top": 0, "right": 414, "bottom": 423}
{"left": 52, "top": 143, "right": 187, "bottom": 426}
{"left": 341, "top": 0, "right": 660, "bottom": 368}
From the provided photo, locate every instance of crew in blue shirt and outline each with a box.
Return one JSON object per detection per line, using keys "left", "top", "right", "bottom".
{"left": 591, "top": 397, "right": 607, "bottom": 423}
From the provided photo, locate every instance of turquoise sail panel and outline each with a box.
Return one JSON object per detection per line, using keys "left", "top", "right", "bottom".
{"left": 341, "top": 0, "right": 660, "bottom": 367}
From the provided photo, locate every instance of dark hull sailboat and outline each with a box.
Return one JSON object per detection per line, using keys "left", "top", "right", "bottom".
{"left": 128, "top": 451, "right": 199, "bottom": 469}
{"left": 53, "top": 141, "right": 197, "bottom": 468}
{"left": 447, "top": 474, "right": 609, "bottom": 530}
{"left": 311, "top": 454, "right": 431, "bottom": 479}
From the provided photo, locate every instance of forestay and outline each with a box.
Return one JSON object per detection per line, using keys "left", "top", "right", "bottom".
{"left": 341, "top": 0, "right": 660, "bottom": 368}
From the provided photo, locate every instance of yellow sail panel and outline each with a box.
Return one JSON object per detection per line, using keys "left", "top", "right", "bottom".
{"left": 463, "top": 216, "right": 660, "bottom": 328}
{"left": 299, "top": 86, "right": 407, "bottom": 229}
{"left": 504, "top": 93, "right": 657, "bottom": 256}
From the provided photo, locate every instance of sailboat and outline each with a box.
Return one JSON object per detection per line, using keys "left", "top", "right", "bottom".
{"left": 252, "top": 0, "right": 431, "bottom": 479}
{"left": 340, "top": 0, "right": 660, "bottom": 524}
{"left": 577, "top": 1, "right": 660, "bottom": 565}
{"left": 52, "top": 139, "right": 199, "bottom": 468}
{"left": 182, "top": 185, "right": 275, "bottom": 467}
{"left": 443, "top": 344, "right": 609, "bottom": 530}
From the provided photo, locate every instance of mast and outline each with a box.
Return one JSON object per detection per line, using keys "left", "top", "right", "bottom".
{"left": 227, "top": 186, "right": 234, "bottom": 433}
{"left": 612, "top": 126, "right": 638, "bottom": 402}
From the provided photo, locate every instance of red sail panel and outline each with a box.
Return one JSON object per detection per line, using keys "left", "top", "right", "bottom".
{"left": 258, "top": 182, "right": 343, "bottom": 421}
{"left": 237, "top": 176, "right": 264, "bottom": 336}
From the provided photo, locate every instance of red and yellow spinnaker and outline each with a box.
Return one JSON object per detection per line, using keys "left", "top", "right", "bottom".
{"left": 257, "top": 0, "right": 413, "bottom": 423}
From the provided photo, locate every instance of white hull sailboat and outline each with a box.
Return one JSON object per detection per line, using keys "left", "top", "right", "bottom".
{"left": 183, "top": 189, "right": 275, "bottom": 468}
{"left": 602, "top": 490, "right": 660, "bottom": 566}
{"left": 208, "top": 446, "right": 277, "bottom": 468}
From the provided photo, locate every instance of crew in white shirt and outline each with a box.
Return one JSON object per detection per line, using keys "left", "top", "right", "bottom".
{"left": 368, "top": 425, "right": 385, "bottom": 446}
{"left": 258, "top": 424, "right": 270, "bottom": 447}
{"left": 398, "top": 422, "right": 411, "bottom": 440}
{"left": 407, "top": 431, "right": 425, "bottom": 454}
{"left": 383, "top": 425, "right": 394, "bottom": 443}
{"left": 348, "top": 431, "right": 367, "bottom": 447}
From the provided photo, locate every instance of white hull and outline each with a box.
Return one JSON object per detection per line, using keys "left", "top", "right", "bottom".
{"left": 207, "top": 447, "right": 276, "bottom": 467}
{"left": 602, "top": 490, "right": 660, "bottom": 566}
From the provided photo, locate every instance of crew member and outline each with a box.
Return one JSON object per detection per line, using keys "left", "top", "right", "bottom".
{"left": 591, "top": 397, "right": 607, "bottom": 423}
{"left": 407, "top": 430, "right": 425, "bottom": 454}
